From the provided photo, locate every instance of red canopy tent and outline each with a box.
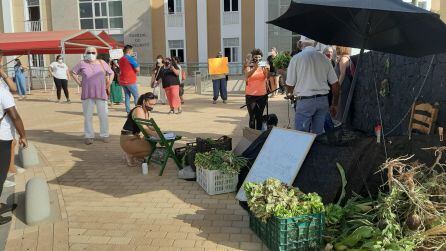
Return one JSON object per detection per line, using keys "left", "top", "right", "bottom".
{"left": 0, "top": 30, "right": 112, "bottom": 56}
{"left": 98, "top": 31, "right": 124, "bottom": 49}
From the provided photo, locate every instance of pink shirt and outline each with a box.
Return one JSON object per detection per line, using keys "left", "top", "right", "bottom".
{"left": 72, "top": 60, "right": 114, "bottom": 100}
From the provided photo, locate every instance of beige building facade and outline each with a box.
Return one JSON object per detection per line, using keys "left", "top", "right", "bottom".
{"left": 2, "top": 0, "right": 446, "bottom": 69}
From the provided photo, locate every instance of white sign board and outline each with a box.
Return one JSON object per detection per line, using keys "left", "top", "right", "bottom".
{"left": 109, "top": 49, "right": 124, "bottom": 60}
{"left": 236, "top": 128, "right": 316, "bottom": 201}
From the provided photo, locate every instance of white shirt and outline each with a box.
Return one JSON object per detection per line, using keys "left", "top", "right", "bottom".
{"left": 0, "top": 87, "right": 16, "bottom": 140}
{"left": 1, "top": 79, "right": 9, "bottom": 91}
{"left": 286, "top": 46, "right": 338, "bottom": 97}
{"left": 50, "top": 61, "right": 69, "bottom": 80}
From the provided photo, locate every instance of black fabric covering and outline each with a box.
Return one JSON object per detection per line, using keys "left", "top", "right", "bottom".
{"left": 238, "top": 128, "right": 445, "bottom": 205}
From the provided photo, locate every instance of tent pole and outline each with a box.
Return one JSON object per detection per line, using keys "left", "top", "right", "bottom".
{"left": 27, "top": 53, "right": 33, "bottom": 93}
{"left": 341, "top": 13, "right": 372, "bottom": 124}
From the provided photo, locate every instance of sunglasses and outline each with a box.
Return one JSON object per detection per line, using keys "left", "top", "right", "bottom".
{"left": 86, "top": 52, "right": 96, "bottom": 55}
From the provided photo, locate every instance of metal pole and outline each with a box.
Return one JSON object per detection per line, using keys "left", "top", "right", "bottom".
{"left": 341, "top": 13, "right": 372, "bottom": 124}
{"left": 27, "top": 53, "right": 33, "bottom": 93}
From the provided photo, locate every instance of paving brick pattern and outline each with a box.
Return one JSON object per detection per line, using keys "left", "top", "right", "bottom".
{"left": 4, "top": 86, "right": 289, "bottom": 250}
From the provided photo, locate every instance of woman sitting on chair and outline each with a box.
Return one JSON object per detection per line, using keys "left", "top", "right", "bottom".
{"left": 120, "top": 92, "right": 158, "bottom": 166}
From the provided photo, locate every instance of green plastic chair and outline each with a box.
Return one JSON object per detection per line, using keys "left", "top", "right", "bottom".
{"left": 134, "top": 118, "right": 183, "bottom": 176}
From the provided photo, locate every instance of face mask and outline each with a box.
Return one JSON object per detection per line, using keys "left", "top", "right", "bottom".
{"left": 157, "top": 58, "right": 162, "bottom": 64}
{"left": 84, "top": 53, "right": 97, "bottom": 61}
{"left": 58, "top": 59, "right": 63, "bottom": 63}
{"left": 146, "top": 106, "right": 154, "bottom": 112}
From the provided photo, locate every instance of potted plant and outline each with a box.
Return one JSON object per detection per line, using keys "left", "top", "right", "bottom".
{"left": 272, "top": 52, "right": 292, "bottom": 79}
{"left": 194, "top": 150, "right": 247, "bottom": 195}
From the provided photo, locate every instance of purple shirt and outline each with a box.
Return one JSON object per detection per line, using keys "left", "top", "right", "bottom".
{"left": 72, "top": 60, "right": 114, "bottom": 100}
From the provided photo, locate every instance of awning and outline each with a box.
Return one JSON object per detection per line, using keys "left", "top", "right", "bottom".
{"left": 0, "top": 30, "right": 112, "bottom": 56}
{"left": 98, "top": 31, "right": 124, "bottom": 49}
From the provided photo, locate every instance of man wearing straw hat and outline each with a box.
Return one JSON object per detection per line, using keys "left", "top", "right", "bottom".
{"left": 285, "top": 36, "right": 340, "bottom": 135}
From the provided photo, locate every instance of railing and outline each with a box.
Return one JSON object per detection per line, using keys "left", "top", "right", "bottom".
{"left": 167, "top": 13, "right": 184, "bottom": 27}
{"left": 139, "top": 62, "right": 244, "bottom": 80}
{"left": 222, "top": 12, "right": 240, "bottom": 25}
{"left": 24, "top": 20, "right": 43, "bottom": 32}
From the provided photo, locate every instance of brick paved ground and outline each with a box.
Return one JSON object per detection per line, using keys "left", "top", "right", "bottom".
{"left": 4, "top": 86, "right": 290, "bottom": 251}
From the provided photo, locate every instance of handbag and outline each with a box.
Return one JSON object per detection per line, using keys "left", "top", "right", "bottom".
{"left": 151, "top": 67, "right": 161, "bottom": 88}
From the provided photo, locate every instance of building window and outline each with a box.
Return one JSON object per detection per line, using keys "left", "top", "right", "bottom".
{"left": 168, "top": 40, "right": 185, "bottom": 62}
{"left": 224, "top": 0, "right": 238, "bottom": 12}
{"left": 223, "top": 38, "right": 239, "bottom": 63}
{"left": 79, "top": 0, "right": 123, "bottom": 30}
{"left": 31, "top": 54, "right": 44, "bottom": 67}
{"left": 168, "top": 0, "right": 183, "bottom": 14}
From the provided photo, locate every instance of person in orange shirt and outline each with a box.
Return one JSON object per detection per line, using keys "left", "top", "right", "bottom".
{"left": 244, "top": 49, "right": 270, "bottom": 130}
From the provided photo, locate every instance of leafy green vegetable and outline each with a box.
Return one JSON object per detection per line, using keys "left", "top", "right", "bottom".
{"left": 272, "top": 52, "right": 292, "bottom": 70}
{"left": 243, "top": 178, "right": 324, "bottom": 223}
{"left": 194, "top": 150, "right": 247, "bottom": 174}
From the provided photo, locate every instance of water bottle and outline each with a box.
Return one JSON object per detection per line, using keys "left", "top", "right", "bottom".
{"left": 142, "top": 162, "right": 148, "bottom": 175}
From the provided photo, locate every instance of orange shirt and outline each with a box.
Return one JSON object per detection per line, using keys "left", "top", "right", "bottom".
{"left": 246, "top": 68, "right": 267, "bottom": 96}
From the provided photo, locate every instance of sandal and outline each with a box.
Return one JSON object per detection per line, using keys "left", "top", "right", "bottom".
{"left": 125, "top": 153, "right": 137, "bottom": 167}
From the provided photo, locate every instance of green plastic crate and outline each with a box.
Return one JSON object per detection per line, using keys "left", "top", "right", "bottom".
{"left": 249, "top": 212, "right": 325, "bottom": 251}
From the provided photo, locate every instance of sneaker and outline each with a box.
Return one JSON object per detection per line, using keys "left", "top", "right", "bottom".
{"left": 84, "top": 138, "right": 94, "bottom": 145}
{"left": 66, "top": 100, "right": 71, "bottom": 104}
{"left": 212, "top": 100, "right": 217, "bottom": 104}
{"left": 223, "top": 100, "right": 227, "bottom": 104}
{"left": 102, "top": 137, "right": 110, "bottom": 143}
{"left": 168, "top": 110, "right": 175, "bottom": 115}
{"left": 0, "top": 216, "right": 12, "bottom": 225}
{"left": 56, "top": 100, "right": 61, "bottom": 103}
{"left": 3, "top": 180, "right": 15, "bottom": 188}
{"left": 16, "top": 167, "right": 26, "bottom": 174}
{"left": 176, "top": 109, "right": 183, "bottom": 114}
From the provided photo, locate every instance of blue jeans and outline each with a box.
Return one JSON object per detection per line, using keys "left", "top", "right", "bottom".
{"left": 295, "top": 96, "right": 329, "bottom": 135}
{"left": 212, "top": 78, "right": 227, "bottom": 101}
{"left": 122, "top": 84, "right": 139, "bottom": 113}
{"left": 15, "top": 75, "right": 26, "bottom": 96}
{"left": 324, "top": 112, "right": 335, "bottom": 132}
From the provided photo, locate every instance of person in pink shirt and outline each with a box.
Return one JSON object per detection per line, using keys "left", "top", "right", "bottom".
{"left": 71, "top": 47, "right": 114, "bottom": 145}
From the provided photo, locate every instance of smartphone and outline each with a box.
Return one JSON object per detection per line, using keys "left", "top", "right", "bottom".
{"left": 258, "top": 61, "right": 267, "bottom": 67}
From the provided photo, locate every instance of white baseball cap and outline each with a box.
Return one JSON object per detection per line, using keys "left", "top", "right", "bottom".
{"left": 300, "top": 35, "right": 315, "bottom": 43}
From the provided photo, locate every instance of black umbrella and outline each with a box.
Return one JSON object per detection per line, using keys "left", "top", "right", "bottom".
{"left": 268, "top": 0, "right": 446, "bottom": 123}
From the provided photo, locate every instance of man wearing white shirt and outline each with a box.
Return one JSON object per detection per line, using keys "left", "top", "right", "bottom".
{"left": 0, "top": 68, "right": 27, "bottom": 224}
{"left": 286, "top": 37, "right": 340, "bottom": 135}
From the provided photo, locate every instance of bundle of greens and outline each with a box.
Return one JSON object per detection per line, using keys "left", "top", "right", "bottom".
{"left": 272, "top": 52, "right": 292, "bottom": 70}
{"left": 194, "top": 150, "right": 247, "bottom": 175}
{"left": 243, "top": 178, "right": 324, "bottom": 223}
{"left": 325, "top": 155, "right": 446, "bottom": 251}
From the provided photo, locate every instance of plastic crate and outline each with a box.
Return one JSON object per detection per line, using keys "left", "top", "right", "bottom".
{"left": 196, "top": 166, "right": 238, "bottom": 195}
{"left": 196, "top": 136, "right": 232, "bottom": 153}
{"left": 249, "top": 212, "right": 325, "bottom": 251}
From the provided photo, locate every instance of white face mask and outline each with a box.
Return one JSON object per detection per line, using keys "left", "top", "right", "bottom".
{"left": 84, "top": 53, "right": 97, "bottom": 61}
{"left": 157, "top": 58, "right": 162, "bottom": 64}
{"left": 58, "top": 59, "right": 63, "bottom": 63}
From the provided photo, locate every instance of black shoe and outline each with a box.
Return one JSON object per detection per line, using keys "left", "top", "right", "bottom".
{"left": 0, "top": 216, "right": 12, "bottom": 225}
{"left": 0, "top": 203, "right": 17, "bottom": 215}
